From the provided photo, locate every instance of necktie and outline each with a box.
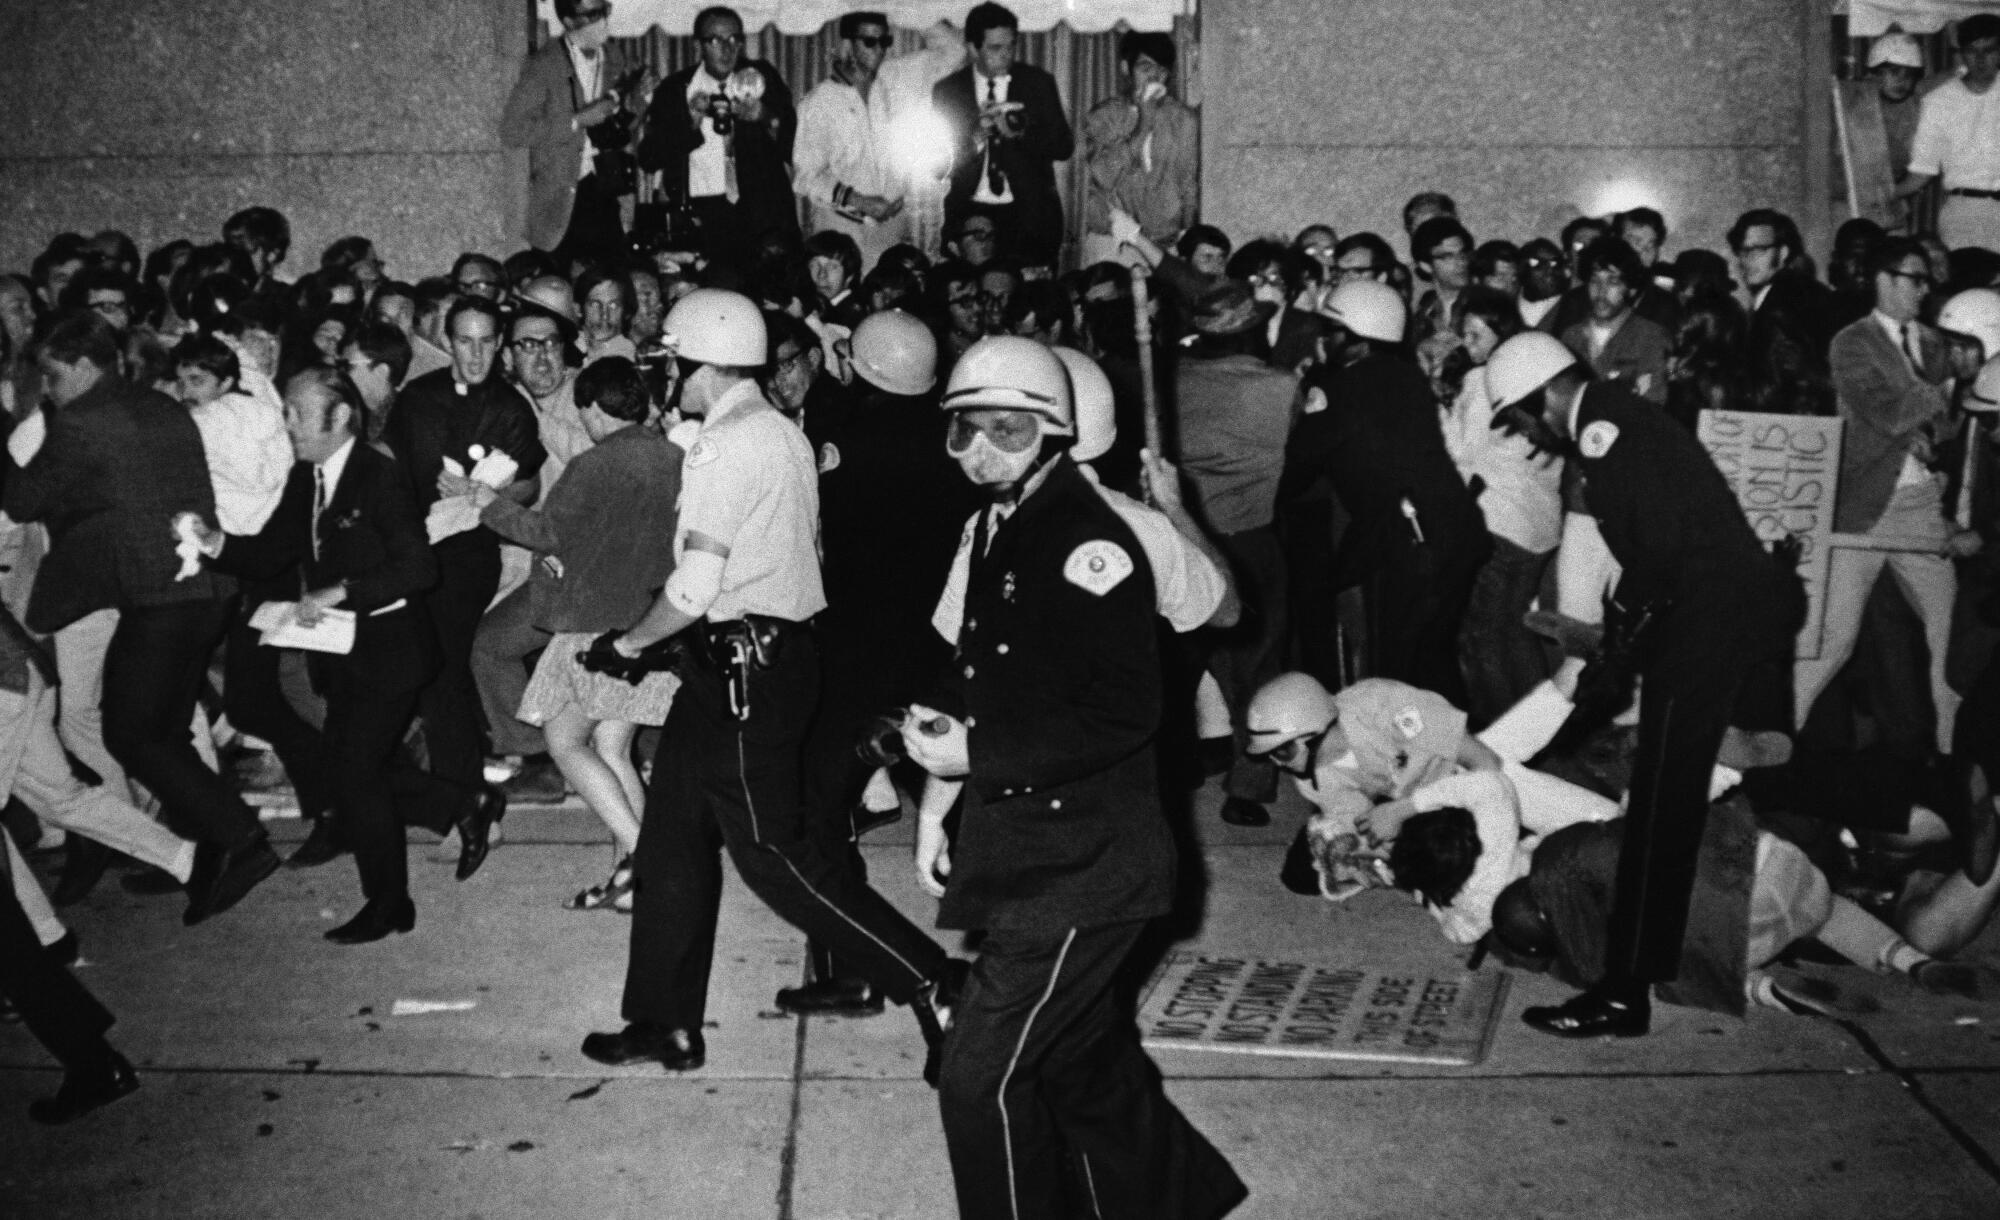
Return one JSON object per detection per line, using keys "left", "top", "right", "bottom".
{"left": 1903, "top": 322, "right": 1924, "bottom": 375}
{"left": 984, "top": 76, "right": 1007, "bottom": 196}
{"left": 312, "top": 466, "right": 328, "bottom": 561}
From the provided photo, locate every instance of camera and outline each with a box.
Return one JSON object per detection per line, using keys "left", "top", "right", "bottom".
{"left": 706, "top": 92, "right": 735, "bottom": 136}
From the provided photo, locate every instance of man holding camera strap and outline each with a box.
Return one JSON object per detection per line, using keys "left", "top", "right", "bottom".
{"left": 578, "top": 289, "right": 959, "bottom": 1076}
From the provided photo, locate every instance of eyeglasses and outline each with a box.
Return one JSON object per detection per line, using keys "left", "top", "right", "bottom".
{"left": 851, "top": 34, "right": 892, "bottom": 49}
{"left": 948, "top": 292, "right": 979, "bottom": 308}
{"left": 1334, "top": 263, "right": 1378, "bottom": 277}
{"left": 1883, "top": 268, "right": 1931, "bottom": 284}
{"left": 700, "top": 33, "right": 744, "bottom": 46}
{"left": 1523, "top": 255, "right": 1560, "bottom": 268}
{"left": 1735, "top": 243, "right": 1782, "bottom": 256}
{"left": 773, "top": 346, "right": 814, "bottom": 370}
{"left": 511, "top": 336, "right": 565, "bottom": 355}
{"left": 959, "top": 226, "right": 998, "bottom": 241}
{"left": 458, "top": 278, "right": 501, "bottom": 292}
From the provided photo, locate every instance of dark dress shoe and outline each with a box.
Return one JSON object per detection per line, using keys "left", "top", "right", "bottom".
{"left": 1219, "top": 796, "right": 1271, "bottom": 827}
{"left": 324, "top": 896, "right": 417, "bottom": 945}
{"left": 28, "top": 1051, "right": 138, "bottom": 1124}
{"left": 580, "top": 1024, "right": 705, "bottom": 1070}
{"left": 53, "top": 837, "right": 114, "bottom": 906}
{"left": 912, "top": 959, "right": 972, "bottom": 1088}
{"left": 775, "top": 977, "right": 886, "bottom": 1017}
{"left": 1963, "top": 794, "right": 1999, "bottom": 888}
{"left": 1280, "top": 827, "right": 1321, "bottom": 895}
{"left": 45, "top": 931, "right": 79, "bottom": 967}
{"left": 121, "top": 867, "right": 184, "bottom": 896}
{"left": 183, "top": 839, "right": 281, "bottom": 926}
{"left": 286, "top": 817, "right": 347, "bottom": 869}
{"left": 455, "top": 785, "right": 506, "bottom": 882}
{"left": 1522, "top": 984, "right": 1652, "bottom": 1039}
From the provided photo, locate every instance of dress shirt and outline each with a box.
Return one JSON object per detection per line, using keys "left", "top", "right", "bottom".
{"left": 565, "top": 37, "right": 604, "bottom": 177}
{"left": 971, "top": 70, "right": 1016, "bottom": 205}
{"left": 685, "top": 67, "right": 732, "bottom": 198}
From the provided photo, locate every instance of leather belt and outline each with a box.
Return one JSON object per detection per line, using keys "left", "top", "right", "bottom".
{"left": 698, "top": 614, "right": 808, "bottom": 670}
{"left": 1948, "top": 188, "right": 2000, "bottom": 200}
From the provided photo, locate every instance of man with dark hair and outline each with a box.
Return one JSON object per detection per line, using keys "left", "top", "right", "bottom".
{"left": 1177, "top": 223, "right": 1231, "bottom": 277}
{"left": 1728, "top": 206, "right": 1838, "bottom": 373}
{"left": 57, "top": 266, "right": 140, "bottom": 334}
{"left": 190, "top": 368, "right": 495, "bottom": 942}
{"left": 1402, "top": 191, "right": 1457, "bottom": 243}
{"left": 1903, "top": 14, "right": 2000, "bottom": 249}
{"left": 1083, "top": 29, "right": 1197, "bottom": 266}
{"left": 933, "top": 2, "right": 1074, "bottom": 272}
{"left": 1411, "top": 215, "right": 1475, "bottom": 342}
{"left": 31, "top": 240, "right": 88, "bottom": 313}
{"left": 341, "top": 319, "right": 412, "bottom": 440}
{"left": 223, "top": 206, "right": 292, "bottom": 301}
{"left": 1518, "top": 237, "right": 1567, "bottom": 328}
{"left": 501, "top": 0, "right": 638, "bottom": 268}
{"left": 795, "top": 10, "right": 909, "bottom": 270}
{"left": 1561, "top": 238, "right": 1671, "bottom": 404}
{"left": 388, "top": 299, "right": 545, "bottom": 825}
{"left": 8, "top": 312, "right": 279, "bottom": 925}
{"left": 639, "top": 5, "right": 799, "bottom": 268}
{"left": 450, "top": 254, "right": 505, "bottom": 301}
{"left": 1617, "top": 208, "right": 1671, "bottom": 275}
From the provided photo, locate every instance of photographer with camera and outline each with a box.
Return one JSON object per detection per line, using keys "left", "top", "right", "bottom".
{"left": 931, "top": 3, "right": 1073, "bottom": 275}
{"left": 637, "top": 6, "right": 799, "bottom": 270}
{"left": 501, "top": 0, "right": 650, "bottom": 272}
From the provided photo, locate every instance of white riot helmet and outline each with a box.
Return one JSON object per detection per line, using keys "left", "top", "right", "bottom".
{"left": 1246, "top": 672, "right": 1340, "bottom": 756}
{"left": 1939, "top": 288, "right": 2000, "bottom": 363}
{"left": 1867, "top": 32, "right": 1924, "bottom": 70}
{"left": 1485, "top": 331, "right": 1580, "bottom": 410}
{"left": 662, "top": 288, "right": 767, "bottom": 367}
{"left": 851, "top": 309, "right": 938, "bottom": 395}
{"left": 939, "top": 336, "right": 1075, "bottom": 435}
{"left": 1052, "top": 347, "right": 1115, "bottom": 462}
{"left": 1324, "top": 279, "right": 1408, "bottom": 344}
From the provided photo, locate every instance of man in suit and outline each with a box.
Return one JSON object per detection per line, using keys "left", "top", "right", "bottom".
{"left": 1560, "top": 238, "right": 1671, "bottom": 405}
{"left": 932, "top": 3, "right": 1074, "bottom": 273}
{"left": 637, "top": 5, "right": 798, "bottom": 269}
{"left": 1730, "top": 208, "right": 1838, "bottom": 379}
{"left": 501, "top": 0, "right": 639, "bottom": 269}
{"left": 6, "top": 311, "right": 277, "bottom": 926}
{"left": 192, "top": 369, "right": 501, "bottom": 943}
{"left": 1796, "top": 237, "right": 1974, "bottom": 758}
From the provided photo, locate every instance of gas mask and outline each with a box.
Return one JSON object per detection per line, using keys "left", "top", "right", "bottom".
{"left": 946, "top": 410, "right": 1052, "bottom": 499}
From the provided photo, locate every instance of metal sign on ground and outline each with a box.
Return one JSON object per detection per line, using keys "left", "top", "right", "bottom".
{"left": 1136, "top": 952, "right": 1511, "bottom": 1067}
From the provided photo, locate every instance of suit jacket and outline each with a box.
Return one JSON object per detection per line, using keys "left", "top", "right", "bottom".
{"left": 3, "top": 376, "right": 227, "bottom": 634}
{"left": 500, "top": 36, "right": 591, "bottom": 252}
{"left": 932, "top": 64, "right": 1072, "bottom": 249}
{"left": 1829, "top": 314, "right": 1952, "bottom": 533}
{"left": 213, "top": 444, "right": 440, "bottom": 694}
{"left": 637, "top": 59, "right": 797, "bottom": 239}
{"left": 1562, "top": 312, "right": 1671, "bottom": 405}
{"left": 1751, "top": 270, "right": 1839, "bottom": 373}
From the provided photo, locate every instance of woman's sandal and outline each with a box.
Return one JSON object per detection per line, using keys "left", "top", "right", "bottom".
{"left": 564, "top": 856, "right": 635, "bottom": 911}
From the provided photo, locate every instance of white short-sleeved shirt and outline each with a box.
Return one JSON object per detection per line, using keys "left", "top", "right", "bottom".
{"left": 677, "top": 380, "right": 826, "bottom": 623}
{"left": 929, "top": 469, "right": 1223, "bottom": 643}
{"left": 1909, "top": 75, "right": 2000, "bottom": 190}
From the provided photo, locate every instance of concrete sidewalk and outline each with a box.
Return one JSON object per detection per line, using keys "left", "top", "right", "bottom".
{"left": 4, "top": 784, "right": 1999, "bottom": 1219}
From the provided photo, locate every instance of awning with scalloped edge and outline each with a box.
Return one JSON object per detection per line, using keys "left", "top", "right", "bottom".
{"left": 567, "top": 0, "right": 1186, "bottom": 36}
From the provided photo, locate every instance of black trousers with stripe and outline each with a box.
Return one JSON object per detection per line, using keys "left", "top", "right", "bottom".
{"left": 939, "top": 920, "right": 1247, "bottom": 1220}
{"left": 620, "top": 630, "right": 949, "bottom": 1031}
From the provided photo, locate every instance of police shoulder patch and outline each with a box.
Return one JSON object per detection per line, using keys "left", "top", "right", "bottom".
{"left": 1578, "top": 420, "right": 1619, "bottom": 460}
{"left": 1063, "top": 539, "right": 1134, "bottom": 596}
{"left": 685, "top": 436, "right": 721, "bottom": 468}
{"left": 818, "top": 442, "right": 841, "bottom": 473}
{"left": 1393, "top": 707, "right": 1424, "bottom": 739}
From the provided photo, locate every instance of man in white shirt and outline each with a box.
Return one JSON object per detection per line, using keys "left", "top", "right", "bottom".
{"left": 795, "top": 11, "right": 910, "bottom": 271}
{"left": 1903, "top": 14, "right": 2000, "bottom": 250}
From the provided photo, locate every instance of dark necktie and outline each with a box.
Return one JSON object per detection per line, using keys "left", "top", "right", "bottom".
{"left": 1903, "top": 321, "right": 1924, "bottom": 375}
{"left": 312, "top": 466, "right": 328, "bottom": 561}
{"left": 984, "top": 76, "right": 1007, "bottom": 196}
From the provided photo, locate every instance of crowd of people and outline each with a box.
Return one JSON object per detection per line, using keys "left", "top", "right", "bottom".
{"left": 6, "top": 4, "right": 2000, "bottom": 1216}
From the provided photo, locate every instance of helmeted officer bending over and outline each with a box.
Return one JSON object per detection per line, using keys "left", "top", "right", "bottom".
{"left": 578, "top": 289, "right": 957, "bottom": 1073}
{"left": 902, "top": 336, "right": 1247, "bottom": 1220}
{"left": 1484, "top": 332, "right": 1801, "bottom": 1038}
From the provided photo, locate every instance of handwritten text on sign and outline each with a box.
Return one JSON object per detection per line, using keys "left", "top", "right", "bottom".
{"left": 1137, "top": 955, "right": 1507, "bottom": 1066}
{"left": 1697, "top": 410, "right": 1843, "bottom": 659}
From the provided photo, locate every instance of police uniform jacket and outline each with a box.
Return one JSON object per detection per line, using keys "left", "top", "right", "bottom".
{"left": 935, "top": 456, "right": 1173, "bottom": 936}
{"left": 1567, "top": 382, "right": 1793, "bottom": 616}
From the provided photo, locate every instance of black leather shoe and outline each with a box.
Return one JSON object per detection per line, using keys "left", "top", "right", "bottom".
{"left": 1963, "top": 794, "right": 1999, "bottom": 888}
{"left": 324, "top": 896, "right": 417, "bottom": 945}
{"left": 1522, "top": 984, "right": 1652, "bottom": 1039}
{"left": 120, "top": 867, "right": 184, "bottom": 896}
{"left": 52, "top": 837, "right": 114, "bottom": 906}
{"left": 183, "top": 838, "right": 281, "bottom": 926}
{"left": 28, "top": 1051, "right": 138, "bottom": 1124}
{"left": 776, "top": 976, "right": 886, "bottom": 1017}
{"left": 580, "top": 1024, "right": 705, "bottom": 1070}
{"left": 1219, "top": 797, "right": 1271, "bottom": 828}
{"left": 286, "top": 818, "right": 347, "bottom": 869}
{"left": 1280, "top": 827, "right": 1321, "bottom": 895}
{"left": 455, "top": 785, "right": 506, "bottom": 882}
{"left": 911, "top": 959, "right": 972, "bottom": 1088}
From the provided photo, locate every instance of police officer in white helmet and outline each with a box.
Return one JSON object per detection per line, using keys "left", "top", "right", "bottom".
{"left": 899, "top": 334, "right": 1247, "bottom": 1218}
{"left": 578, "top": 288, "right": 961, "bottom": 1073}
{"left": 1484, "top": 331, "right": 1802, "bottom": 1039}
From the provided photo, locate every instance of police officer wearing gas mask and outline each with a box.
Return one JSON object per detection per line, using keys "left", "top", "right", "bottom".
{"left": 901, "top": 336, "right": 1247, "bottom": 1219}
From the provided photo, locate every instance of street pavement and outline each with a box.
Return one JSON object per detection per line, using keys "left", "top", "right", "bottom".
{"left": 4, "top": 782, "right": 1999, "bottom": 1219}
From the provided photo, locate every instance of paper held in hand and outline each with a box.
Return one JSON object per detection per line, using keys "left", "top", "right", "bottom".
{"left": 248, "top": 601, "right": 356, "bottom": 655}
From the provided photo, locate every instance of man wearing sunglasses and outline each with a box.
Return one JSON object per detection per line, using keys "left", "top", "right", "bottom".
{"left": 638, "top": 6, "right": 799, "bottom": 268}
{"left": 900, "top": 335, "right": 1246, "bottom": 1219}
{"left": 796, "top": 12, "right": 910, "bottom": 269}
